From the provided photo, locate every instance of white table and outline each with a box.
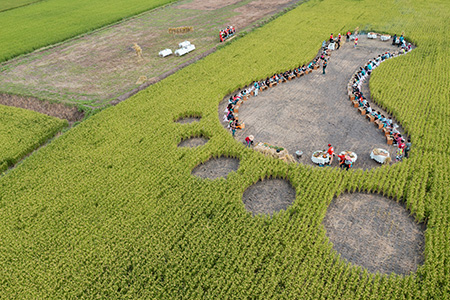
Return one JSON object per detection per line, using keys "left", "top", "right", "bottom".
{"left": 178, "top": 40, "right": 191, "bottom": 48}
{"left": 175, "top": 44, "right": 195, "bottom": 57}
{"left": 370, "top": 148, "right": 390, "bottom": 164}
{"left": 311, "top": 150, "right": 330, "bottom": 165}
{"left": 158, "top": 48, "right": 173, "bottom": 58}
{"left": 339, "top": 151, "right": 357, "bottom": 163}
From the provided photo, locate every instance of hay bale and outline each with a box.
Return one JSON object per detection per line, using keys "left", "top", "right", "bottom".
{"left": 136, "top": 76, "right": 147, "bottom": 85}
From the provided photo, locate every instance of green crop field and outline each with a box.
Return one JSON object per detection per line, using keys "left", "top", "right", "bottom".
{"left": 0, "top": 0, "right": 179, "bottom": 62}
{"left": 0, "top": 0, "right": 41, "bottom": 12}
{"left": 0, "top": 0, "right": 449, "bottom": 298}
{"left": 0, "top": 105, "right": 67, "bottom": 173}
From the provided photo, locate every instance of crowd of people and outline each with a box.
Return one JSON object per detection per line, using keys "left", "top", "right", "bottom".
{"left": 391, "top": 34, "right": 411, "bottom": 49}
{"left": 349, "top": 39, "right": 413, "bottom": 162}
{"left": 219, "top": 26, "right": 236, "bottom": 42}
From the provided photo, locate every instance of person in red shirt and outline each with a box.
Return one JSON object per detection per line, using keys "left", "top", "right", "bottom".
{"left": 329, "top": 33, "right": 334, "bottom": 42}
{"left": 337, "top": 154, "right": 345, "bottom": 168}
{"left": 245, "top": 135, "right": 254, "bottom": 147}
{"left": 327, "top": 143, "right": 335, "bottom": 164}
{"left": 346, "top": 31, "right": 351, "bottom": 41}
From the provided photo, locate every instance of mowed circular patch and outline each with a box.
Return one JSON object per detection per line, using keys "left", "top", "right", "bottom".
{"left": 242, "top": 178, "right": 296, "bottom": 216}
{"left": 178, "top": 137, "right": 209, "bottom": 148}
{"left": 191, "top": 157, "right": 240, "bottom": 179}
{"left": 323, "top": 193, "right": 425, "bottom": 275}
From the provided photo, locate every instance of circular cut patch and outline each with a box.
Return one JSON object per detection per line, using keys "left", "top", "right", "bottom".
{"left": 323, "top": 193, "right": 425, "bottom": 275}
{"left": 191, "top": 157, "right": 239, "bottom": 179}
{"left": 178, "top": 137, "right": 209, "bottom": 148}
{"left": 242, "top": 179, "right": 296, "bottom": 216}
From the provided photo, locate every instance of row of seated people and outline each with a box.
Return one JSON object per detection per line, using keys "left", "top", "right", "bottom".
{"left": 219, "top": 26, "right": 236, "bottom": 42}
{"left": 223, "top": 49, "right": 329, "bottom": 136}
{"left": 223, "top": 93, "right": 246, "bottom": 134}
{"left": 349, "top": 46, "right": 413, "bottom": 146}
{"left": 247, "top": 52, "right": 328, "bottom": 96}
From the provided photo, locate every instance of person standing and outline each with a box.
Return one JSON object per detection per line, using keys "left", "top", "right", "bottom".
{"left": 354, "top": 37, "right": 358, "bottom": 48}
{"left": 322, "top": 59, "right": 328, "bottom": 74}
{"left": 329, "top": 33, "right": 334, "bottom": 42}
{"left": 231, "top": 120, "right": 237, "bottom": 137}
{"left": 346, "top": 30, "right": 351, "bottom": 41}
{"left": 404, "top": 139, "right": 412, "bottom": 158}
{"left": 327, "top": 144, "right": 335, "bottom": 164}
{"left": 395, "top": 145, "right": 404, "bottom": 162}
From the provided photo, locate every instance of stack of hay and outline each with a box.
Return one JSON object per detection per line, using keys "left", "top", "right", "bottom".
{"left": 253, "top": 142, "right": 296, "bottom": 163}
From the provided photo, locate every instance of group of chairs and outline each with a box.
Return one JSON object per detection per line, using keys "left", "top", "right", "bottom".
{"left": 348, "top": 45, "right": 413, "bottom": 146}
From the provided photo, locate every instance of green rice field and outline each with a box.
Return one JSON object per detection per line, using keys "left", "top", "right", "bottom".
{"left": 0, "top": 0, "right": 449, "bottom": 298}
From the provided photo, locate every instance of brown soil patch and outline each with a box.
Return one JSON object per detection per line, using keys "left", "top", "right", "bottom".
{"left": 323, "top": 193, "right": 425, "bottom": 275}
{"left": 0, "top": 93, "right": 83, "bottom": 123}
{"left": 175, "top": 116, "right": 201, "bottom": 124}
{"left": 178, "top": 137, "right": 209, "bottom": 148}
{"left": 220, "top": 35, "right": 408, "bottom": 169}
{"left": 191, "top": 157, "right": 240, "bottom": 179}
{"left": 177, "top": 0, "right": 242, "bottom": 10}
{"left": 230, "top": 0, "right": 297, "bottom": 29}
{"left": 242, "top": 178, "right": 296, "bottom": 216}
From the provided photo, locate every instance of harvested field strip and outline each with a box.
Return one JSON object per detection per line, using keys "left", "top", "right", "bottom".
{"left": 0, "top": 105, "right": 67, "bottom": 173}
{"left": 0, "top": 93, "right": 84, "bottom": 123}
{"left": 0, "top": 0, "right": 179, "bottom": 62}
{"left": 0, "top": 0, "right": 448, "bottom": 298}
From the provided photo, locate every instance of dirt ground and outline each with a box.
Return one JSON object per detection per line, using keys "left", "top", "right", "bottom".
{"left": 0, "top": 93, "right": 83, "bottom": 123}
{"left": 322, "top": 193, "right": 425, "bottom": 275}
{"left": 177, "top": 0, "right": 242, "bottom": 10}
{"left": 0, "top": 0, "right": 303, "bottom": 110}
{"left": 220, "top": 35, "right": 409, "bottom": 169}
{"left": 230, "top": 0, "right": 297, "bottom": 29}
{"left": 178, "top": 137, "right": 209, "bottom": 148}
{"left": 242, "top": 178, "right": 296, "bottom": 216}
{"left": 191, "top": 157, "right": 240, "bottom": 179}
